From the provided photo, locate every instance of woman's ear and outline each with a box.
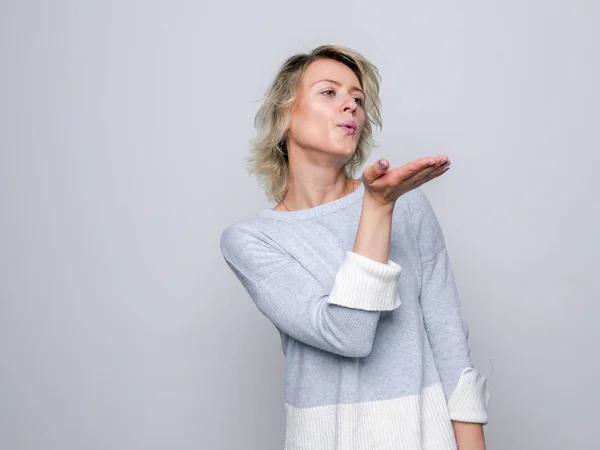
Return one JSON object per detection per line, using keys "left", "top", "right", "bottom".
{"left": 281, "top": 109, "right": 292, "bottom": 139}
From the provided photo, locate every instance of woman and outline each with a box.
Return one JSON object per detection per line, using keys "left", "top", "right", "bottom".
{"left": 220, "top": 45, "right": 490, "bottom": 450}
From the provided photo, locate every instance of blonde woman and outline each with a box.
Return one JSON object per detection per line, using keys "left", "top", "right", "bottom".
{"left": 220, "top": 45, "right": 489, "bottom": 450}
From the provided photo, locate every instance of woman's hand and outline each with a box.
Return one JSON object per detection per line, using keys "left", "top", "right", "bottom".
{"left": 361, "top": 155, "right": 451, "bottom": 209}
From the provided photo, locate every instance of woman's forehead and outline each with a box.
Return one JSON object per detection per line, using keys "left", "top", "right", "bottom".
{"left": 301, "top": 59, "right": 361, "bottom": 89}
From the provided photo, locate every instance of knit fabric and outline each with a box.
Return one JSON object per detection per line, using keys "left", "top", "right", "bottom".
{"left": 220, "top": 182, "right": 490, "bottom": 450}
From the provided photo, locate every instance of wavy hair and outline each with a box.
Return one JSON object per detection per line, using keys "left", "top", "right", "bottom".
{"left": 246, "top": 45, "right": 383, "bottom": 202}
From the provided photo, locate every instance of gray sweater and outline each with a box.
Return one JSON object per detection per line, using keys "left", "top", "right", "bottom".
{"left": 220, "top": 182, "right": 489, "bottom": 450}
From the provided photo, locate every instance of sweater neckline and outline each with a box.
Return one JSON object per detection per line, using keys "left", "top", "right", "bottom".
{"left": 258, "top": 178, "right": 365, "bottom": 221}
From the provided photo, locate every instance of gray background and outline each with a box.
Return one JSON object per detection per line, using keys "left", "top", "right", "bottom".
{"left": 1, "top": 1, "right": 599, "bottom": 449}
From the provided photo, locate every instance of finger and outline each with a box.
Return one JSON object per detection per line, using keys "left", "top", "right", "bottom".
{"left": 388, "top": 155, "right": 446, "bottom": 182}
{"left": 411, "top": 161, "right": 451, "bottom": 188}
{"left": 406, "top": 157, "right": 439, "bottom": 176}
{"left": 418, "top": 155, "right": 450, "bottom": 170}
{"left": 394, "top": 161, "right": 441, "bottom": 186}
{"left": 402, "top": 156, "right": 451, "bottom": 185}
{"left": 362, "top": 158, "right": 390, "bottom": 184}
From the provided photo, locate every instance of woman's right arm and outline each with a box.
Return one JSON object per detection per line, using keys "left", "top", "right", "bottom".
{"left": 220, "top": 156, "right": 450, "bottom": 358}
{"left": 220, "top": 223, "right": 400, "bottom": 358}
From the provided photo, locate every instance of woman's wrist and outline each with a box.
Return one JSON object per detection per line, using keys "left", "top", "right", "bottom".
{"left": 361, "top": 191, "right": 395, "bottom": 215}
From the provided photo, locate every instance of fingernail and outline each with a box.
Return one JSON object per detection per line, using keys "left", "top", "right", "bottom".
{"left": 378, "top": 160, "right": 387, "bottom": 169}
{"left": 440, "top": 159, "right": 447, "bottom": 165}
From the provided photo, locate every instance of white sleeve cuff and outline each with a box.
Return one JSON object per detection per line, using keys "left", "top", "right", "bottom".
{"left": 327, "top": 251, "right": 402, "bottom": 311}
{"left": 448, "top": 367, "right": 490, "bottom": 424}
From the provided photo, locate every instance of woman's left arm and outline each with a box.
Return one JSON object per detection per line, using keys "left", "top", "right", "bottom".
{"left": 406, "top": 188, "right": 490, "bottom": 434}
{"left": 453, "top": 421, "right": 486, "bottom": 450}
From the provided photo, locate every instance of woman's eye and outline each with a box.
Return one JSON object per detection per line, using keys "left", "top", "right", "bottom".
{"left": 322, "top": 89, "right": 363, "bottom": 106}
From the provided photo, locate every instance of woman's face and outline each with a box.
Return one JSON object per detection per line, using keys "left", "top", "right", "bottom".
{"left": 286, "top": 58, "right": 366, "bottom": 160}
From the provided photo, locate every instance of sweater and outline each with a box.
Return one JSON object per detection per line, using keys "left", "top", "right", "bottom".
{"left": 219, "top": 181, "right": 490, "bottom": 450}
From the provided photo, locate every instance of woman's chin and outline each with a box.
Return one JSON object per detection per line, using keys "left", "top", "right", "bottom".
{"left": 312, "top": 141, "right": 357, "bottom": 159}
{"left": 339, "top": 144, "right": 358, "bottom": 158}
{"left": 327, "top": 141, "right": 357, "bottom": 156}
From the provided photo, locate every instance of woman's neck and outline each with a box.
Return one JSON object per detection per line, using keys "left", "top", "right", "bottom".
{"left": 275, "top": 177, "right": 359, "bottom": 212}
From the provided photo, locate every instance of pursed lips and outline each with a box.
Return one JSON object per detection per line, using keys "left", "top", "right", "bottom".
{"left": 338, "top": 121, "right": 357, "bottom": 135}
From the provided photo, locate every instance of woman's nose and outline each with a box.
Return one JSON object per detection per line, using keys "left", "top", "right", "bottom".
{"left": 341, "top": 94, "right": 357, "bottom": 114}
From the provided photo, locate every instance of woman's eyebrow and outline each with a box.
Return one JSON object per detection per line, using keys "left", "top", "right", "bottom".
{"left": 311, "top": 79, "right": 364, "bottom": 96}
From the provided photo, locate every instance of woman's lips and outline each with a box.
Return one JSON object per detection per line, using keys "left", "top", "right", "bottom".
{"left": 338, "top": 122, "right": 357, "bottom": 135}
{"left": 339, "top": 125, "right": 356, "bottom": 135}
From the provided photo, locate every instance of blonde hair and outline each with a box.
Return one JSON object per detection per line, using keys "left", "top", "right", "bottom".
{"left": 246, "top": 45, "right": 383, "bottom": 202}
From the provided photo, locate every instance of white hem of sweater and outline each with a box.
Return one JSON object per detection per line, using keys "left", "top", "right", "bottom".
{"left": 284, "top": 382, "right": 458, "bottom": 450}
{"left": 327, "top": 251, "right": 402, "bottom": 311}
{"left": 448, "top": 367, "right": 490, "bottom": 424}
